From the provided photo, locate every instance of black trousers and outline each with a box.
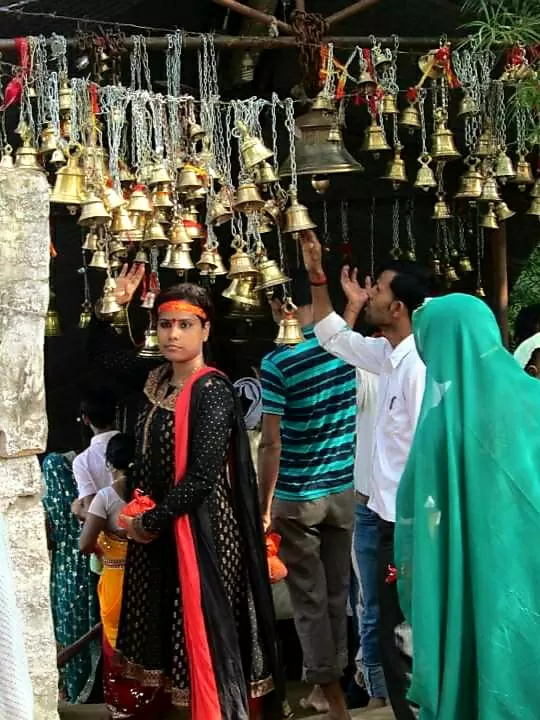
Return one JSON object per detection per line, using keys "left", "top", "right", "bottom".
{"left": 377, "top": 518, "right": 416, "bottom": 720}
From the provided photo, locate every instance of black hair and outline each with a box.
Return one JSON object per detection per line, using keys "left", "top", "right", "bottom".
{"left": 514, "top": 304, "right": 540, "bottom": 345}
{"left": 79, "top": 387, "right": 116, "bottom": 430}
{"left": 155, "top": 283, "right": 213, "bottom": 325}
{"left": 105, "top": 433, "right": 135, "bottom": 472}
{"left": 289, "top": 267, "right": 312, "bottom": 308}
{"left": 379, "top": 260, "right": 434, "bottom": 319}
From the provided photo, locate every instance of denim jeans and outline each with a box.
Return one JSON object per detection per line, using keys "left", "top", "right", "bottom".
{"left": 351, "top": 502, "right": 388, "bottom": 699}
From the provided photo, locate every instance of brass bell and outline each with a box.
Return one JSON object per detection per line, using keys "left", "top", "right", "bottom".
{"left": 208, "top": 197, "right": 233, "bottom": 226}
{"left": 45, "top": 307, "right": 62, "bottom": 337}
{"left": 111, "top": 305, "right": 128, "bottom": 331}
{"left": 168, "top": 244, "right": 195, "bottom": 272}
{"left": 82, "top": 232, "right": 99, "bottom": 251}
{"left": 185, "top": 187, "right": 207, "bottom": 205}
{"left": 222, "top": 278, "right": 241, "bottom": 301}
{"left": 58, "top": 78, "right": 72, "bottom": 113}
{"left": 98, "top": 277, "right": 122, "bottom": 316}
{"left": 494, "top": 150, "right": 516, "bottom": 181}
{"left": 475, "top": 285, "right": 486, "bottom": 298}
{"left": 481, "top": 203, "right": 499, "bottom": 230}
{"left": 89, "top": 250, "right": 109, "bottom": 269}
{"left": 311, "top": 92, "right": 336, "bottom": 112}
{"left": 382, "top": 145, "right": 408, "bottom": 188}
{"left": 476, "top": 126, "right": 496, "bottom": 158}
{"left": 357, "top": 69, "right": 377, "bottom": 95}
{"left": 254, "top": 161, "right": 278, "bottom": 186}
{"left": 382, "top": 93, "right": 399, "bottom": 116}
{"left": 109, "top": 238, "right": 125, "bottom": 254}
{"left": 109, "top": 255, "right": 122, "bottom": 270}
{"left": 400, "top": 103, "right": 421, "bottom": 131}
{"left": 479, "top": 175, "right": 501, "bottom": 203}
{"left": 196, "top": 247, "right": 218, "bottom": 274}
{"left": 50, "top": 149, "right": 86, "bottom": 205}
{"left": 432, "top": 258, "right": 442, "bottom": 276}
{"left": 0, "top": 144, "right": 14, "bottom": 169}
{"left": 362, "top": 117, "right": 391, "bottom": 156}
{"left": 40, "top": 123, "right": 58, "bottom": 155}
{"left": 60, "top": 117, "right": 72, "bottom": 140}
{"left": 458, "top": 94, "right": 479, "bottom": 118}
{"left": 127, "top": 188, "right": 153, "bottom": 214}
{"left": 263, "top": 199, "right": 282, "bottom": 225}
{"left": 237, "top": 120, "right": 273, "bottom": 169}
{"left": 169, "top": 218, "right": 193, "bottom": 245}
{"left": 208, "top": 250, "right": 228, "bottom": 278}
{"left": 259, "top": 218, "right": 274, "bottom": 234}
{"left": 510, "top": 155, "right": 535, "bottom": 190}
{"left": 177, "top": 165, "right": 204, "bottom": 193}
{"left": 311, "top": 175, "right": 330, "bottom": 194}
{"left": 144, "top": 218, "right": 168, "bottom": 244}
{"left": 283, "top": 190, "right": 317, "bottom": 235}
{"left": 496, "top": 201, "right": 515, "bottom": 222}
{"left": 104, "top": 186, "right": 125, "bottom": 211}
{"left": 181, "top": 209, "right": 206, "bottom": 239}
{"left": 84, "top": 145, "right": 108, "bottom": 179}
{"left": 459, "top": 256, "right": 473, "bottom": 273}
{"left": 78, "top": 304, "right": 93, "bottom": 329}
{"left": 431, "top": 112, "right": 461, "bottom": 162}
{"left": 153, "top": 208, "right": 171, "bottom": 226}
{"left": 188, "top": 121, "right": 206, "bottom": 143}
{"left": 233, "top": 182, "right": 265, "bottom": 214}
{"left": 138, "top": 328, "right": 163, "bottom": 359}
{"left": 455, "top": 161, "right": 484, "bottom": 200}
{"left": 120, "top": 162, "right": 136, "bottom": 184}
{"left": 151, "top": 186, "right": 174, "bottom": 209}
{"left": 432, "top": 195, "right": 452, "bottom": 221}
{"left": 161, "top": 246, "right": 172, "bottom": 268}
{"left": 255, "top": 256, "right": 289, "bottom": 291}
{"left": 444, "top": 265, "right": 459, "bottom": 283}
{"left": 531, "top": 179, "right": 540, "bottom": 198}
{"left": 148, "top": 162, "right": 172, "bottom": 186}
{"left": 111, "top": 206, "right": 135, "bottom": 234}
{"left": 78, "top": 193, "right": 112, "bottom": 227}
{"left": 223, "top": 277, "right": 262, "bottom": 308}
{"left": 15, "top": 135, "right": 44, "bottom": 172}
{"left": 134, "top": 249, "right": 149, "bottom": 263}
{"left": 527, "top": 197, "right": 540, "bottom": 217}
{"left": 275, "top": 301, "right": 304, "bottom": 346}
{"left": 50, "top": 148, "right": 67, "bottom": 168}
{"left": 228, "top": 245, "right": 258, "bottom": 278}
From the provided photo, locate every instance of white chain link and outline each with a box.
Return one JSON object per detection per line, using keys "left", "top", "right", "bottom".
{"left": 166, "top": 31, "right": 183, "bottom": 97}
{"left": 392, "top": 198, "right": 400, "bottom": 253}
{"left": 101, "top": 85, "right": 130, "bottom": 190}
{"left": 284, "top": 98, "right": 297, "bottom": 192}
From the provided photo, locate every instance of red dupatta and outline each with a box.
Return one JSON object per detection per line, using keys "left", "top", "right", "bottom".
{"left": 174, "top": 367, "right": 224, "bottom": 720}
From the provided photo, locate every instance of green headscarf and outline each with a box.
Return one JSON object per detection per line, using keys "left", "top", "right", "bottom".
{"left": 395, "top": 293, "right": 540, "bottom": 720}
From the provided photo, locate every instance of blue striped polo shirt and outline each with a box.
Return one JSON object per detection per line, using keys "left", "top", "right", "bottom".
{"left": 261, "top": 324, "right": 356, "bottom": 502}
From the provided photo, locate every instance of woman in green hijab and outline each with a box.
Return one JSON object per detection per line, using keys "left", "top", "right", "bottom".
{"left": 395, "top": 293, "right": 540, "bottom": 720}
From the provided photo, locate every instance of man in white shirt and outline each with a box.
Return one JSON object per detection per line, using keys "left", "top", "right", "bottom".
{"left": 72, "top": 389, "right": 118, "bottom": 521}
{"left": 301, "top": 230, "right": 430, "bottom": 720}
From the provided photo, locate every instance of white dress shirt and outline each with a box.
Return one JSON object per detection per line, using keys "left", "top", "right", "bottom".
{"left": 316, "top": 313, "right": 426, "bottom": 522}
{"left": 354, "top": 369, "right": 378, "bottom": 496}
{"left": 72, "top": 430, "right": 119, "bottom": 499}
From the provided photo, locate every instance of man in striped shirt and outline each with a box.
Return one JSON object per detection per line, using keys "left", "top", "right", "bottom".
{"left": 259, "top": 270, "right": 356, "bottom": 720}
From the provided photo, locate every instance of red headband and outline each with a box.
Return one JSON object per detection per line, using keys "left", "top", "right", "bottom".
{"left": 158, "top": 300, "right": 207, "bottom": 320}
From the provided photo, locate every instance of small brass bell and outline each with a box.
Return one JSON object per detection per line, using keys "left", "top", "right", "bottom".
{"left": 169, "top": 218, "right": 193, "bottom": 245}
{"left": 60, "top": 117, "right": 72, "bottom": 140}
{"left": 233, "top": 182, "right": 265, "bottom": 214}
{"left": 45, "top": 307, "right": 62, "bottom": 337}
{"left": 138, "top": 328, "right": 163, "bottom": 359}
{"left": 237, "top": 120, "right": 273, "bottom": 169}
{"left": 127, "top": 188, "right": 153, "bottom": 214}
{"left": 109, "top": 238, "right": 125, "bottom": 254}
{"left": 78, "top": 305, "right": 93, "bottom": 329}
{"left": 188, "top": 121, "right": 206, "bottom": 143}
{"left": 432, "top": 195, "right": 452, "bottom": 221}
{"left": 104, "top": 186, "right": 125, "bottom": 211}
{"left": 148, "top": 162, "right": 172, "bottom": 186}
{"left": 177, "top": 165, "right": 204, "bottom": 193}
{"left": 89, "top": 250, "right": 109, "bottom": 270}
{"left": 255, "top": 256, "right": 290, "bottom": 291}
{"left": 496, "top": 201, "right": 515, "bottom": 221}
{"left": 196, "top": 247, "right": 218, "bottom": 274}
{"left": 311, "top": 92, "right": 336, "bottom": 112}
{"left": 400, "top": 103, "right": 421, "bottom": 131}
{"left": 459, "top": 256, "right": 473, "bottom": 273}
{"left": 0, "top": 145, "right": 14, "bottom": 169}
{"left": 208, "top": 250, "right": 228, "bottom": 278}
{"left": 208, "top": 198, "right": 233, "bottom": 226}
{"left": 82, "top": 232, "right": 99, "bottom": 251}
{"left": 181, "top": 209, "right": 205, "bottom": 239}
{"left": 50, "top": 149, "right": 86, "bottom": 205}
{"left": 382, "top": 145, "right": 408, "bottom": 188}
{"left": 78, "top": 193, "right": 112, "bottom": 227}
{"left": 431, "top": 112, "right": 461, "bottom": 162}
{"left": 362, "top": 117, "right": 391, "bottom": 156}
{"left": 531, "top": 179, "right": 540, "bottom": 198}
{"left": 263, "top": 199, "right": 282, "bottom": 225}
{"left": 111, "top": 305, "right": 128, "bottom": 333}
{"left": 99, "top": 277, "right": 122, "bottom": 316}
{"left": 527, "top": 197, "right": 540, "bottom": 218}
{"left": 254, "top": 161, "right": 278, "bottom": 186}
{"left": 40, "top": 123, "right": 58, "bottom": 155}
{"left": 476, "top": 126, "right": 496, "bottom": 158}
{"left": 382, "top": 93, "right": 399, "bottom": 116}
{"left": 479, "top": 175, "right": 501, "bottom": 203}
{"left": 228, "top": 246, "right": 258, "bottom": 278}
{"left": 259, "top": 218, "right": 274, "bottom": 234}
{"left": 357, "top": 69, "right": 377, "bottom": 96}
{"left": 455, "top": 161, "right": 484, "bottom": 200}
{"left": 432, "top": 258, "right": 442, "bottom": 276}
{"left": 185, "top": 187, "right": 207, "bottom": 205}
{"left": 275, "top": 300, "right": 304, "bottom": 346}
{"left": 283, "top": 190, "right": 317, "bottom": 235}
{"left": 151, "top": 186, "right": 174, "bottom": 209}
{"left": 510, "top": 155, "right": 535, "bottom": 190}
{"left": 50, "top": 148, "right": 67, "bottom": 168}
{"left": 109, "top": 255, "right": 122, "bottom": 270}
{"left": 111, "top": 206, "right": 135, "bottom": 234}
{"left": 481, "top": 203, "right": 499, "bottom": 230}
{"left": 168, "top": 244, "right": 195, "bottom": 272}
{"left": 15, "top": 136, "right": 44, "bottom": 172}
{"left": 494, "top": 150, "right": 516, "bottom": 182}
{"left": 475, "top": 285, "right": 486, "bottom": 298}
{"left": 311, "top": 175, "right": 330, "bottom": 194}
{"left": 58, "top": 78, "right": 72, "bottom": 113}
{"left": 120, "top": 162, "right": 136, "bottom": 184}
{"left": 444, "top": 265, "right": 459, "bottom": 283}
{"left": 134, "top": 249, "right": 149, "bottom": 264}
{"left": 458, "top": 94, "right": 479, "bottom": 118}
{"left": 144, "top": 218, "right": 168, "bottom": 244}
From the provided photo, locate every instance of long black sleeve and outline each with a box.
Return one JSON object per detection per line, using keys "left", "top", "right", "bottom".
{"left": 141, "top": 377, "right": 234, "bottom": 534}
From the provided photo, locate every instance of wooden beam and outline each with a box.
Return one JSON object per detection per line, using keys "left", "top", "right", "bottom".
{"left": 210, "top": 0, "right": 292, "bottom": 34}
{"left": 490, "top": 223, "right": 509, "bottom": 347}
{"left": 326, "top": 0, "right": 383, "bottom": 28}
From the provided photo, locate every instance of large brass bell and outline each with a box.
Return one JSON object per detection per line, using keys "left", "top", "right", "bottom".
{"left": 89, "top": 250, "right": 109, "bottom": 269}
{"left": 527, "top": 198, "right": 540, "bottom": 218}
{"left": 79, "top": 193, "right": 112, "bottom": 227}
{"left": 362, "top": 117, "right": 390, "bottom": 156}
{"left": 479, "top": 174, "right": 501, "bottom": 203}
{"left": 432, "top": 195, "right": 452, "bottom": 221}
{"left": 138, "top": 328, "right": 163, "bottom": 359}
{"left": 104, "top": 186, "right": 125, "bottom": 212}
{"left": 82, "top": 232, "right": 99, "bottom": 251}
{"left": 15, "top": 132, "right": 44, "bottom": 171}
{"left": 255, "top": 256, "right": 289, "bottom": 291}
{"left": 51, "top": 148, "right": 86, "bottom": 205}
{"left": 185, "top": 187, "right": 207, "bottom": 206}
{"left": 254, "top": 161, "right": 278, "bottom": 187}
{"left": 237, "top": 120, "right": 273, "bottom": 169}
{"left": 496, "top": 201, "right": 515, "bottom": 222}
{"left": 455, "top": 161, "right": 484, "bottom": 200}
{"left": 151, "top": 185, "right": 174, "bottom": 209}
{"left": 223, "top": 277, "right": 262, "bottom": 309}
{"left": 167, "top": 244, "right": 195, "bottom": 272}
{"left": 233, "top": 182, "right": 265, "bottom": 214}
{"left": 414, "top": 155, "right": 437, "bottom": 191}
{"left": 148, "top": 162, "right": 172, "bottom": 186}
{"left": 431, "top": 110, "right": 461, "bottom": 162}
{"left": 181, "top": 209, "right": 206, "bottom": 239}
{"left": 99, "top": 277, "right": 122, "bottom": 316}
{"left": 111, "top": 206, "right": 135, "bottom": 234}
{"left": 127, "top": 188, "right": 153, "bottom": 214}
{"left": 275, "top": 300, "right": 304, "bottom": 346}
{"left": 144, "top": 218, "right": 168, "bottom": 244}
{"left": 494, "top": 150, "right": 516, "bottom": 182}
{"left": 196, "top": 247, "right": 218, "bottom": 274}
{"left": 382, "top": 93, "right": 399, "bottom": 115}
{"left": 177, "top": 165, "right": 204, "bottom": 193}
{"left": 400, "top": 103, "right": 421, "bottom": 131}
{"left": 510, "top": 155, "right": 535, "bottom": 190}
{"left": 481, "top": 203, "right": 499, "bottom": 230}
{"left": 40, "top": 123, "right": 58, "bottom": 155}
{"left": 228, "top": 245, "right": 258, "bottom": 278}
{"left": 284, "top": 191, "right": 316, "bottom": 235}
{"left": 208, "top": 197, "right": 233, "bottom": 226}
{"left": 382, "top": 145, "right": 408, "bottom": 188}
{"left": 458, "top": 94, "right": 479, "bottom": 118}
{"left": 208, "top": 250, "right": 228, "bottom": 277}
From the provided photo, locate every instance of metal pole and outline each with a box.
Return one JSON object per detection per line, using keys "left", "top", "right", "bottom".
{"left": 0, "top": 35, "right": 465, "bottom": 52}
{"left": 209, "top": 0, "right": 292, "bottom": 34}
{"left": 326, "top": 0, "right": 383, "bottom": 28}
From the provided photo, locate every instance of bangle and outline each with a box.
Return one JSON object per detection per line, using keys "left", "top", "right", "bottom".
{"left": 309, "top": 272, "right": 327, "bottom": 287}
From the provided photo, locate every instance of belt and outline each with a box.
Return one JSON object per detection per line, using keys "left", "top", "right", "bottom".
{"left": 355, "top": 491, "right": 369, "bottom": 506}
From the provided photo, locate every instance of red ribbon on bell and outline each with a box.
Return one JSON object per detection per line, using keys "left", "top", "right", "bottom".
{"left": 1, "top": 37, "right": 30, "bottom": 111}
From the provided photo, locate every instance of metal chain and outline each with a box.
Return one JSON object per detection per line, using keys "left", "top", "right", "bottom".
{"left": 418, "top": 90, "right": 428, "bottom": 155}
{"left": 341, "top": 200, "right": 349, "bottom": 245}
{"left": 493, "top": 80, "right": 507, "bottom": 148}
{"left": 50, "top": 33, "right": 68, "bottom": 75}
{"left": 477, "top": 51, "right": 495, "bottom": 117}
{"left": 516, "top": 106, "right": 526, "bottom": 153}
{"left": 150, "top": 95, "right": 164, "bottom": 158}
{"left": 322, "top": 199, "right": 330, "bottom": 243}
{"left": 406, "top": 198, "right": 416, "bottom": 257}
{"left": 224, "top": 103, "right": 233, "bottom": 186}
{"left": 271, "top": 92, "right": 279, "bottom": 172}
{"left": 284, "top": 98, "right": 297, "bottom": 192}
{"left": 141, "top": 37, "right": 152, "bottom": 91}
{"left": 102, "top": 85, "right": 130, "bottom": 190}
{"left": 130, "top": 36, "right": 142, "bottom": 90}
{"left": 32, "top": 36, "right": 49, "bottom": 128}
{"left": 166, "top": 31, "right": 183, "bottom": 97}
{"left": 323, "top": 42, "right": 335, "bottom": 97}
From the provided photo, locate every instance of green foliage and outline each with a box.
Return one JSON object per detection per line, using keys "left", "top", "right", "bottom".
{"left": 510, "top": 243, "right": 540, "bottom": 330}
{"left": 461, "top": 0, "right": 540, "bottom": 48}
